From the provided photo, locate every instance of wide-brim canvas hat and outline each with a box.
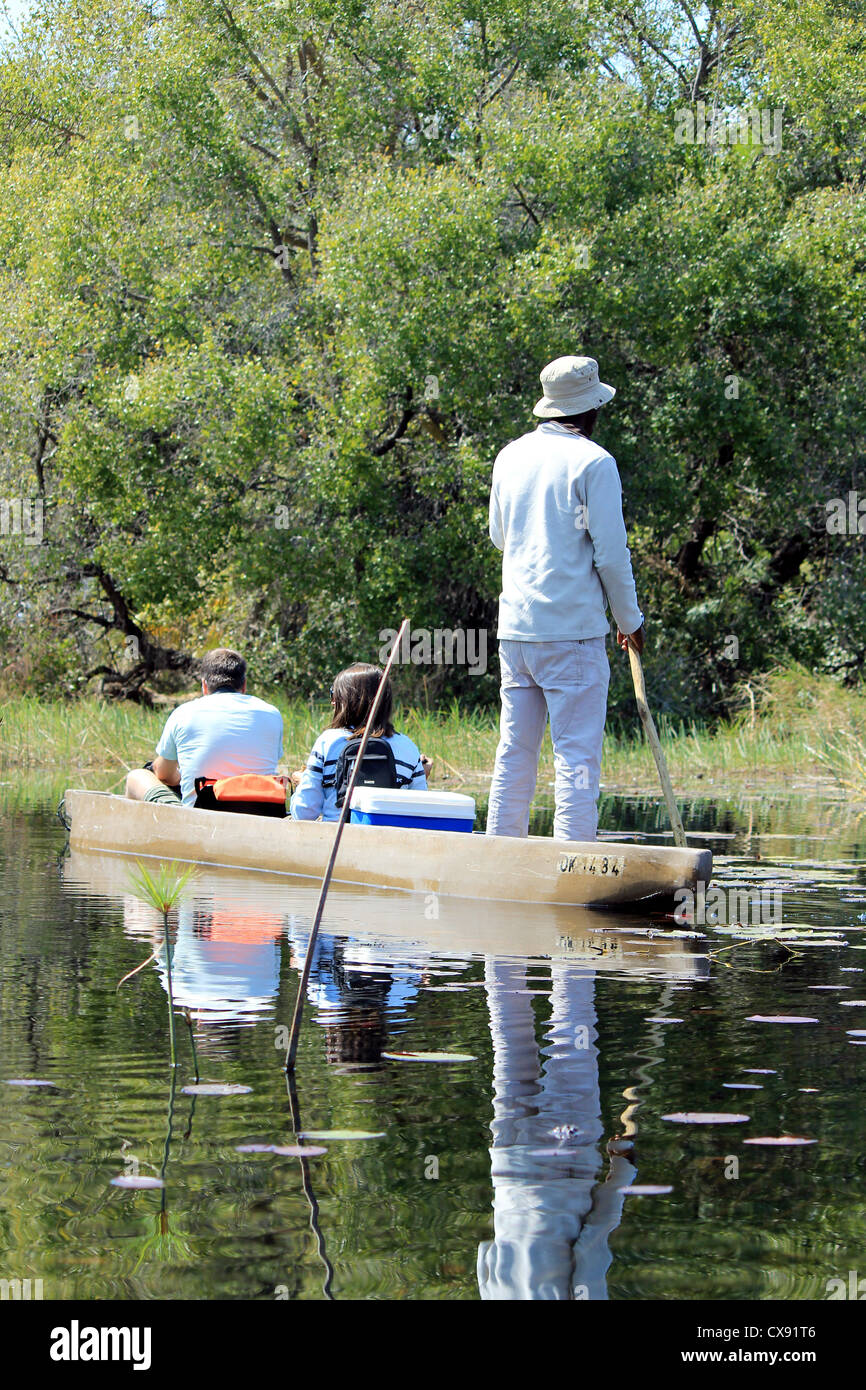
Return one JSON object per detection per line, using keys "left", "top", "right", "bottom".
{"left": 533, "top": 355, "right": 616, "bottom": 417}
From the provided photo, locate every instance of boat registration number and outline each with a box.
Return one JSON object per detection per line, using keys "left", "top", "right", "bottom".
{"left": 557, "top": 853, "right": 625, "bottom": 877}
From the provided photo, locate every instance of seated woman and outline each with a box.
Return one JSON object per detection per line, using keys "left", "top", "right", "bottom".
{"left": 290, "top": 663, "right": 427, "bottom": 822}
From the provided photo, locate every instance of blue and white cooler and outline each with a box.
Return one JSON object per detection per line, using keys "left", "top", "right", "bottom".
{"left": 348, "top": 788, "right": 476, "bottom": 833}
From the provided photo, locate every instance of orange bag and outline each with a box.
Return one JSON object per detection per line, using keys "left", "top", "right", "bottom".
{"left": 193, "top": 774, "right": 289, "bottom": 817}
{"left": 210, "top": 774, "right": 288, "bottom": 803}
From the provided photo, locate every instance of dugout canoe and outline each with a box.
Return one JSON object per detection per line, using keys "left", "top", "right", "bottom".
{"left": 64, "top": 789, "right": 711, "bottom": 911}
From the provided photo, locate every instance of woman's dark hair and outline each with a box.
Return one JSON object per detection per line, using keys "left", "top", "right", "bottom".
{"left": 328, "top": 662, "right": 395, "bottom": 739}
{"left": 556, "top": 408, "right": 598, "bottom": 437}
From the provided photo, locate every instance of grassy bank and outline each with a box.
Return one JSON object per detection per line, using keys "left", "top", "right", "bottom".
{"left": 1, "top": 666, "right": 865, "bottom": 796}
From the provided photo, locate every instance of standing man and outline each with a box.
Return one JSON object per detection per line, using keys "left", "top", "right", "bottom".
{"left": 125, "top": 647, "right": 283, "bottom": 807}
{"left": 487, "top": 356, "right": 644, "bottom": 843}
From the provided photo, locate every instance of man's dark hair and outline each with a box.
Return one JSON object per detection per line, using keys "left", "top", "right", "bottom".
{"left": 556, "top": 408, "right": 598, "bottom": 437}
{"left": 200, "top": 647, "right": 247, "bottom": 692}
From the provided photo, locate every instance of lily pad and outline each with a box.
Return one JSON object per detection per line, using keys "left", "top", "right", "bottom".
{"left": 745, "top": 1015, "right": 819, "bottom": 1024}
{"left": 298, "top": 1130, "right": 385, "bottom": 1141}
{"left": 621, "top": 1184, "right": 674, "bottom": 1195}
{"left": 181, "top": 1083, "right": 253, "bottom": 1096}
{"left": 662, "top": 1112, "right": 750, "bottom": 1124}
{"left": 382, "top": 1051, "right": 476, "bottom": 1063}
{"left": 531, "top": 1147, "right": 586, "bottom": 1157}
{"left": 110, "top": 1175, "right": 165, "bottom": 1189}
{"left": 742, "top": 1136, "right": 817, "bottom": 1146}
{"left": 235, "top": 1144, "right": 327, "bottom": 1157}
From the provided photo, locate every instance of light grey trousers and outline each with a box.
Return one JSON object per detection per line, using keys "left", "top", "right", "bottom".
{"left": 485, "top": 638, "right": 610, "bottom": 843}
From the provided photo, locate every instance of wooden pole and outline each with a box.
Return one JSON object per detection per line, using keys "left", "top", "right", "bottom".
{"left": 284, "top": 619, "right": 411, "bottom": 1072}
{"left": 626, "top": 638, "right": 687, "bottom": 848}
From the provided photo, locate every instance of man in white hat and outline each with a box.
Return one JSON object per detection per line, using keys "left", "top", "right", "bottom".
{"left": 486, "top": 355, "right": 645, "bottom": 842}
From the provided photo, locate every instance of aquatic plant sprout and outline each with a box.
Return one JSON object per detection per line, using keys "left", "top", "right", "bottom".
{"left": 124, "top": 861, "right": 199, "bottom": 1071}
{"left": 126, "top": 860, "right": 199, "bottom": 916}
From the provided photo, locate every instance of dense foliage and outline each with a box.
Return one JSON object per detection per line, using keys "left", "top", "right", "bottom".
{"left": 0, "top": 0, "right": 864, "bottom": 719}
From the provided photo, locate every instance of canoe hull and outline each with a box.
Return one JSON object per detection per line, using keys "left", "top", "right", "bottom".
{"left": 64, "top": 790, "right": 711, "bottom": 910}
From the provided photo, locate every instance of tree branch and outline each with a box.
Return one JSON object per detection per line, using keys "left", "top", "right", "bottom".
{"left": 480, "top": 57, "right": 520, "bottom": 110}
{"left": 51, "top": 606, "right": 115, "bottom": 629}
{"left": 371, "top": 394, "right": 415, "bottom": 457}
{"left": 616, "top": 11, "right": 689, "bottom": 88}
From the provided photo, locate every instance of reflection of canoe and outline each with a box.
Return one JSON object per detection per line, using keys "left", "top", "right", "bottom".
{"left": 64, "top": 849, "right": 708, "bottom": 978}
{"left": 64, "top": 789, "right": 711, "bottom": 911}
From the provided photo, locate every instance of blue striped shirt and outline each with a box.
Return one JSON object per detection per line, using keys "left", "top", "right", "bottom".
{"left": 290, "top": 727, "right": 427, "bottom": 822}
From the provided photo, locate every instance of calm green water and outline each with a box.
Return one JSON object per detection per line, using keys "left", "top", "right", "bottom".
{"left": 2, "top": 780, "right": 866, "bottom": 1300}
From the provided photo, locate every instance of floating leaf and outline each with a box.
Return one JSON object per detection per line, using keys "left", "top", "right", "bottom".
{"left": 110, "top": 1175, "right": 165, "bottom": 1189}
{"left": 742, "top": 1136, "right": 817, "bottom": 1146}
{"left": 269, "top": 1145, "right": 328, "bottom": 1157}
{"left": 745, "top": 1015, "right": 819, "bottom": 1024}
{"left": 235, "top": 1144, "right": 327, "bottom": 1157}
{"left": 621, "top": 1184, "right": 674, "bottom": 1195}
{"left": 181, "top": 1083, "right": 252, "bottom": 1096}
{"left": 382, "top": 1051, "right": 476, "bottom": 1063}
{"left": 662, "top": 1112, "right": 750, "bottom": 1124}
{"left": 299, "top": 1130, "right": 385, "bottom": 1141}
{"left": 531, "top": 1147, "right": 586, "bottom": 1157}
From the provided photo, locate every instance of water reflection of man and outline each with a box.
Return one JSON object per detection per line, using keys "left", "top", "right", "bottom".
{"left": 123, "top": 896, "right": 283, "bottom": 1027}
{"left": 477, "top": 959, "right": 635, "bottom": 1300}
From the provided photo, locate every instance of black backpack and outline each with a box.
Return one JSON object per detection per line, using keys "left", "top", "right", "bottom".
{"left": 334, "top": 737, "right": 400, "bottom": 809}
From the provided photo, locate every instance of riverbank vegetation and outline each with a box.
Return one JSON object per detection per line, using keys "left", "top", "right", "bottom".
{"left": 2, "top": 666, "right": 865, "bottom": 797}
{"left": 1, "top": 1, "right": 865, "bottom": 720}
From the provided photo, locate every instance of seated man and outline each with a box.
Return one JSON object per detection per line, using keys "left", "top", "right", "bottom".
{"left": 125, "top": 647, "right": 284, "bottom": 807}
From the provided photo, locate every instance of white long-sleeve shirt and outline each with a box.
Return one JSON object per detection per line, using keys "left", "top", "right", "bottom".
{"left": 489, "top": 422, "right": 643, "bottom": 640}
